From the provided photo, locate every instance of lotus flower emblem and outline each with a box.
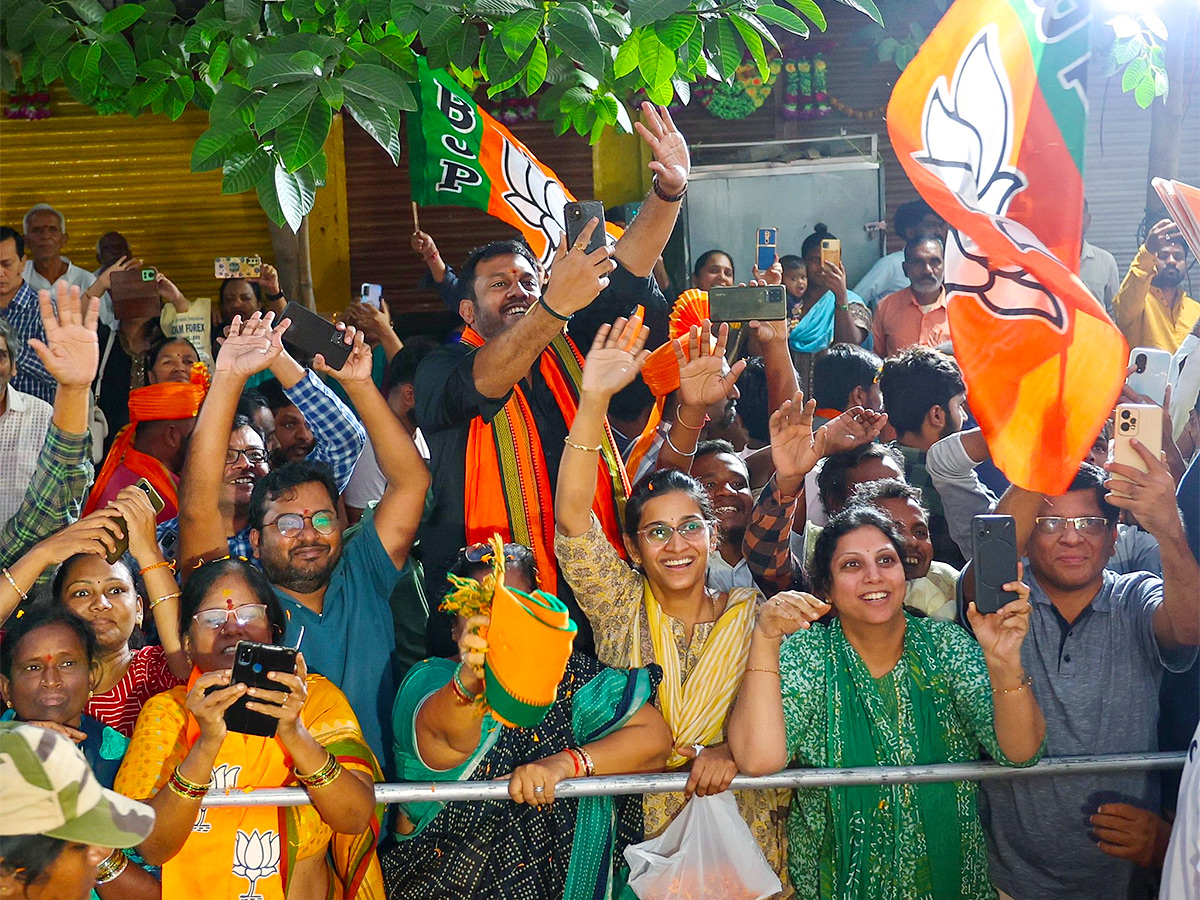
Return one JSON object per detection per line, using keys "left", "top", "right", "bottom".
{"left": 232, "top": 829, "right": 280, "bottom": 900}
{"left": 500, "top": 139, "right": 570, "bottom": 270}
{"left": 912, "top": 25, "right": 1069, "bottom": 332}
{"left": 192, "top": 763, "right": 242, "bottom": 833}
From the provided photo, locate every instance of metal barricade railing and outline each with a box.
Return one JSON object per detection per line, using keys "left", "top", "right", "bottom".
{"left": 200, "top": 751, "right": 1187, "bottom": 807}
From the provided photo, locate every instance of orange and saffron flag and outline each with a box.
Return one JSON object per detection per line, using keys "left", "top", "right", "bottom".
{"left": 886, "top": 0, "right": 1127, "bottom": 493}
{"left": 407, "top": 58, "right": 619, "bottom": 271}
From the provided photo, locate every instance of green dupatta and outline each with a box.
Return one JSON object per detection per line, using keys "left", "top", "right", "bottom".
{"left": 392, "top": 658, "right": 654, "bottom": 900}
{"left": 822, "top": 617, "right": 975, "bottom": 900}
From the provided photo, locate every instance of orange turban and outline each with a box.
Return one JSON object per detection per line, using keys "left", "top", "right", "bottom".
{"left": 84, "top": 363, "right": 209, "bottom": 516}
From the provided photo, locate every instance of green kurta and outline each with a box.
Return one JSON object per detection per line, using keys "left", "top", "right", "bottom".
{"left": 779, "top": 615, "right": 1040, "bottom": 900}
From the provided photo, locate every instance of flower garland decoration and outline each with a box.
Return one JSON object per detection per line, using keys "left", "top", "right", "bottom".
{"left": 3, "top": 79, "right": 52, "bottom": 120}
{"left": 695, "top": 58, "right": 782, "bottom": 120}
{"left": 781, "top": 53, "right": 831, "bottom": 119}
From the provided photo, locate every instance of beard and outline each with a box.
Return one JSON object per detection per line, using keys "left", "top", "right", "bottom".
{"left": 260, "top": 542, "right": 341, "bottom": 593}
{"left": 1151, "top": 270, "right": 1184, "bottom": 289}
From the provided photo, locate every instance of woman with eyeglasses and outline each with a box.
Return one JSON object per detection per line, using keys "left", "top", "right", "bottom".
{"left": 727, "top": 505, "right": 1045, "bottom": 900}
{"left": 1, "top": 486, "right": 188, "bottom": 736}
{"left": 554, "top": 317, "right": 794, "bottom": 890}
{"left": 113, "top": 557, "right": 386, "bottom": 899}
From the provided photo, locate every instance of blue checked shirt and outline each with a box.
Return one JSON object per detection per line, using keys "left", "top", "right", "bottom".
{"left": 0, "top": 425, "right": 93, "bottom": 568}
{"left": 157, "top": 369, "right": 366, "bottom": 565}
{"left": 0, "top": 282, "right": 55, "bottom": 403}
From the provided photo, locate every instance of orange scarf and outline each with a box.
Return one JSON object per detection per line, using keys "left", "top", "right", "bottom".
{"left": 460, "top": 328, "right": 629, "bottom": 589}
{"left": 85, "top": 365, "right": 208, "bottom": 516}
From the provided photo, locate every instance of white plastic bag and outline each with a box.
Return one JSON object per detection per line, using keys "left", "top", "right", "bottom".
{"left": 623, "top": 792, "right": 782, "bottom": 900}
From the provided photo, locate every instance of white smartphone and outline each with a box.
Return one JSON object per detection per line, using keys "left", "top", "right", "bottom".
{"left": 360, "top": 283, "right": 382, "bottom": 309}
{"left": 1111, "top": 403, "right": 1163, "bottom": 481}
{"left": 1126, "top": 347, "right": 1172, "bottom": 406}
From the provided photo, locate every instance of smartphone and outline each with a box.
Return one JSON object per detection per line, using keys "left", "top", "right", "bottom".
{"left": 280, "top": 301, "right": 352, "bottom": 370}
{"left": 106, "top": 478, "right": 166, "bottom": 564}
{"left": 564, "top": 201, "right": 606, "bottom": 254}
{"left": 360, "top": 283, "right": 382, "bottom": 309}
{"left": 820, "top": 238, "right": 842, "bottom": 268}
{"left": 971, "top": 515, "right": 1019, "bottom": 615}
{"left": 225, "top": 641, "right": 297, "bottom": 737}
{"left": 110, "top": 267, "right": 160, "bottom": 321}
{"left": 756, "top": 228, "right": 778, "bottom": 272}
{"left": 708, "top": 285, "right": 787, "bottom": 322}
{"left": 1112, "top": 403, "right": 1163, "bottom": 481}
{"left": 1126, "top": 347, "right": 1172, "bottom": 406}
{"left": 214, "top": 256, "right": 263, "bottom": 279}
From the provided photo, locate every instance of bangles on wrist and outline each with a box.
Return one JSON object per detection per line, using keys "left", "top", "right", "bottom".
{"left": 95, "top": 849, "right": 128, "bottom": 884}
{"left": 564, "top": 746, "right": 595, "bottom": 777}
{"left": 450, "top": 663, "right": 481, "bottom": 706}
{"left": 1, "top": 567, "right": 27, "bottom": 602}
{"left": 149, "top": 590, "right": 181, "bottom": 610}
{"left": 168, "top": 766, "right": 212, "bottom": 801}
{"left": 992, "top": 674, "right": 1034, "bottom": 695}
{"left": 295, "top": 751, "right": 343, "bottom": 789}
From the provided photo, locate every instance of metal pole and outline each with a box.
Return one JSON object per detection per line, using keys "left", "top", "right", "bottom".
{"left": 199, "top": 751, "right": 1186, "bottom": 808}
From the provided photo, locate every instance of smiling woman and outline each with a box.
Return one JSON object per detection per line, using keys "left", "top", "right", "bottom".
{"left": 728, "top": 506, "right": 1048, "bottom": 900}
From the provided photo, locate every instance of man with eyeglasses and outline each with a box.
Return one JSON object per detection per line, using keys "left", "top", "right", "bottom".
{"left": 971, "top": 455, "right": 1199, "bottom": 900}
{"left": 158, "top": 328, "right": 365, "bottom": 568}
{"left": 178, "top": 314, "right": 429, "bottom": 774}
{"left": 1113, "top": 218, "right": 1199, "bottom": 354}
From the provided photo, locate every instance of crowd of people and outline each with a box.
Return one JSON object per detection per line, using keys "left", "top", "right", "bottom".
{"left": 1, "top": 102, "right": 1198, "bottom": 900}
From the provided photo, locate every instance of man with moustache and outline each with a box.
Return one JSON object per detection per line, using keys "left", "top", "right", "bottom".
{"left": 871, "top": 235, "right": 952, "bottom": 357}
{"left": 1114, "top": 218, "right": 1199, "bottom": 353}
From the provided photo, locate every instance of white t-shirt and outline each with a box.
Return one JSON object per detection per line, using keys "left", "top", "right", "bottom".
{"left": 1160, "top": 722, "right": 1200, "bottom": 899}
{"left": 22, "top": 258, "right": 113, "bottom": 325}
{"left": 343, "top": 426, "right": 430, "bottom": 511}
{"left": 159, "top": 296, "right": 215, "bottom": 369}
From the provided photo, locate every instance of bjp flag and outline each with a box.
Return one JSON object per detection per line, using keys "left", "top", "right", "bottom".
{"left": 887, "top": 0, "right": 1128, "bottom": 493}
{"left": 407, "top": 58, "right": 619, "bottom": 271}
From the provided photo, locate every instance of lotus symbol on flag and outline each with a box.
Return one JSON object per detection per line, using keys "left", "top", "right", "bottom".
{"left": 500, "top": 139, "right": 570, "bottom": 269}
{"left": 192, "top": 763, "right": 241, "bottom": 833}
{"left": 232, "top": 828, "right": 279, "bottom": 900}
{"left": 913, "top": 26, "right": 1070, "bottom": 332}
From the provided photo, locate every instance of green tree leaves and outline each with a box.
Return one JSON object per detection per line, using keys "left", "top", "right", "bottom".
{"left": 1, "top": 0, "right": 882, "bottom": 229}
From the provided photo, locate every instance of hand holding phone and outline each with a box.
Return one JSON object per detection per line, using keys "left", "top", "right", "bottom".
{"left": 1125, "top": 348, "right": 1171, "bottom": 406}
{"left": 281, "top": 301, "right": 352, "bottom": 370}
{"left": 225, "top": 641, "right": 298, "bottom": 737}
{"left": 756, "top": 228, "right": 778, "bottom": 273}
{"left": 360, "top": 283, "right": 383, "bottom": 309}
{"left": 971, "top": 515, "right": 1019, "bottom": 615}
{"left": 1111, "top": 404, "right": 1163, "bottom": 481}
{"left": 564, "top": 201, "right": 606, "bottom": 254}
{"left": 820, "top": 238, "right": 842, "bottom": 269}
{"left": 106, "top": 478, "right": 166, "bottom": 564}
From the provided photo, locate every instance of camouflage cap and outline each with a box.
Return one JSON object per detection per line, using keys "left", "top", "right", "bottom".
{"left": 0, "top": 723, "right": 155, "bottom": 849}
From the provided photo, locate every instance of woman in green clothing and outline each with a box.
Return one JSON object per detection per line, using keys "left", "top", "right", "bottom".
{"left": 728, "top": 506, "right": 1045, "bottom": 900}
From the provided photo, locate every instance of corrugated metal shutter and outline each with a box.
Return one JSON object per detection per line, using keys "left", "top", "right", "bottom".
{"left": 1082, "top": 36, "right": 1200, "bottom": 272}
{"left": 345, "top": 113, "right": 596, "bottom": 316}
{"left": 0, "top": 87, "right": 272, "bottom": 304}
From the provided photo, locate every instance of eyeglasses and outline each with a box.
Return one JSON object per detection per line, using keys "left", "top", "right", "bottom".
{"left": 263, "top": 511, "right": 337, "bottom": 537}
{"left": 226, "top": 447, "right": 268, "bottom": 466}
{"left": 638, "top": 519, "right": 710, "bottom": 545}
{"left": 1034, "top": 516, "right": 1110, "bottom": 537}
{"left": 191, "top": 603, "right": 268, "bottom": 631}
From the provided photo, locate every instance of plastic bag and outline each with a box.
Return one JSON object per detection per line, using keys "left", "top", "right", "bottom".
{"left": 623, "top": 792, "right": 782, "bottom": 900}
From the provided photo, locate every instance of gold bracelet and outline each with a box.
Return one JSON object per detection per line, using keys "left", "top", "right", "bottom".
{"left": 95, "top": 849, "right": 128, "bottom": 884}
{"left": 992, "top": 675, "right": 1033, "bottom": 695}
{"left": 295, "top": 752, "right": 343, "bottom": 789}
{"left": 745, "top": 666, "right": 780, "bottom": 676}
{"left": 564, "top": 436, "right": 602, "bottom": 453}
{"left": 1, "top": 567, "right": 27, "bottom": 602}
{"left": 149, "top": 590, "right": 182, "bottom": 610}
{"left": 168, "top": 765, "right": 212, "bottom": 801}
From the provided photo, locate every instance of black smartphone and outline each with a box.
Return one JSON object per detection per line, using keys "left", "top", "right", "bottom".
{"left": 280, "top": 301, "right": 351, "bottom": 370}
{"left": 564, "top": 201, "right": 606, "bottom": 254}
{"left": 225, "top": 640, "right": 297, "bottom": 737}
{"left": 708, "top": 285, "right": 787, "bottom": 322}
{"left": 106, "top": 477, "right": 166, "bottom": 564}
{"left": 971, "top": 515, "right": 1019, "bottom": 615}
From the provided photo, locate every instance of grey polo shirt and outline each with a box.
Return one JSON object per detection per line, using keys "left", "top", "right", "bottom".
{"left": 982, "top": 569, "right": 1197, "bottom": 900}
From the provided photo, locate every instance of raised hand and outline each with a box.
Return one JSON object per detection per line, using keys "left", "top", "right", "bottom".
{"left": 675, "top": 320, "right": 746, "bottom": 410}
{"left": 341, "top": 300, "right": 392, "bottom": 347}
{"left": 1144, "top": 218, "right": 1181, "bottom": 254}
{"left": 109, "top": 486, "right": 161, "bottom": 566}
{"left": 967, "top": 567, "right": 1033, "bottom": 667}
{"left": 635, "top": 102, "right": 689, "bottom": 196}
{"left": 580, "top": 315, "right": 651, "bottom": 397}
{"left": 214, "top": 311, "right": 288, "bottom": 379}
{"left": 254, "top": 262, "right": 282, "bottom": 297}
{"left": 155, "top": 272, "right": 188, "bottom": 310}
{"left": 769, "top": 392, "right": 826, "bottom": 490}
{"left": 752, "top": 256, "right": 784, "bottom": 286}
{"left": 821, "top": 406, "right": 888, "bottom": 456}
{"left": 755, "top": 590, "right": 831, "bottom": 640}
{"left": 313, "top": 324, "right": 373, "bottom": 384}
{"left": 1104, "top": 440, "right": 1181, "bottom": 537}
{"left": 542, "top": 218, "right": 616, "bottom": 318}
{"left": 821, "top": 260, "right": 848, "bottom": 301}
{"left": 411, "top": 231, "right": 438, "bottom": 261}
{"left": 31, "top": 508, "right": 125, "bottom": 568}
{"left": 748, "top": 317, "right": 788, "bottom": 348}
{"left": 89, "top": 255, "right": 140, "bottom": 296}
{"left": 28, "top": 282, "right": 99, "bottom": 388}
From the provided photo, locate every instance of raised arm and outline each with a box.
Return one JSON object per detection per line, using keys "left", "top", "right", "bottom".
{"left": 555, "top": 316, "right": 650, "bottom": 538}
{"left": 1114, "top": 219, "right": 1178, "bottom": 333}
{"left": 962, "top": 482, "right": 1043, "bottom": 609}
{"left": 614, "top": 103, "right": 690, "bottom": 278}
{"left": 28, "top": 282, "right": 99, "bottom": 436}
{"left": 750, "top": 318, "right": 800, "bottom": 428}
{"left": 253, "top": 264, "right": 287, "bottom": 318}
{"left": 1106, "top": 441, "right": 1200, "bottom": 649}
{"left": 177, "top": 312, "right": 287, "bottom": 573}
{"left": 472, "top": 220, "right": 615, "bottom": 399}
{"left": 315, "top": 327, "right": 428, "bottom": 567}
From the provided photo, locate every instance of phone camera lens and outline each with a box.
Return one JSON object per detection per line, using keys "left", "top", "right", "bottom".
{"left": 978, "top": 529, "right": 987, "bottom": 538}
{"left": 1120, "top": 410, "right": 1131, "bottom": 419}
{"left": 1120, "top": 422, "right": 1131, "bottom": 432}
{"left": 1134, "top": 353, "right": 1147, "bottom": 372}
